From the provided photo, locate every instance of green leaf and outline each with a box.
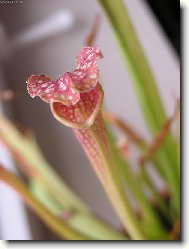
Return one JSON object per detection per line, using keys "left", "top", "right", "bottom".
{"left": 98, "top": 0, "right": 179, "bottom": 213}
{"left": 30, "top": 180, "right": 127, "bottom": 240}
{"left": 0, "top": 166, "right": 90, "bottom": 240}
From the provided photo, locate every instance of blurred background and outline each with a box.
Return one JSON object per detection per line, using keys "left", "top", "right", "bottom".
{"left": 0, "top": 0, "right": 179, "bottom": 240}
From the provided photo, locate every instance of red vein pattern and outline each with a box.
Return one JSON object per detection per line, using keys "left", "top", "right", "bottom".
{"left": 51, "top": 83, "right": 103, "bottom": 128}
{"left": 27, "top": 46, "right": 112, "bottom": 187}
{"left": 27, "top": 47, "right": 104, "bottom": 129}
{"left": 27, "top": 47, "right": 144, "bottom": 238}
{"left": 74, "top": 113, "right": 111, "bottom": 182}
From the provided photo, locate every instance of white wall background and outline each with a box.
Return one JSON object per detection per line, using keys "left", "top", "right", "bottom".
{"left": 0, "top": 0, "right": 179, "bottom": 239}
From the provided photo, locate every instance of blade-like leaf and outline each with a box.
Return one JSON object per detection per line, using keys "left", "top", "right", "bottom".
{"left": 86, "top": 14, "right": 102, "bottom": 46}
{"left": 0, "top": 165, "right": 90, "bottom": 240}
{"left": 98, "top": 0, "right": 179, "bottom": 213}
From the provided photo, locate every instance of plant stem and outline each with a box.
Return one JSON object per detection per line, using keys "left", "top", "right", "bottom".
{"left": 30, "top": 180, "right": 127, "bottom": 240}
{"left": 98, "top": 0, "right": 171, "bottom": 133}
{"left": 74, "top": 113, "right": 146, "bottom": 239}
{"left": 138, "top": 166, "right": 172, "bottom": 221}
{"left": 105, "top": 123, "right": 168, "bottom": 239}
{"left": 0, "top": 166, "right": 90, "bottom": 240}
{"left": 98, "top": 0, "right": 179, "bottom": 212}
{"left": 104, "top": 112, "right": 173, "bottom": 216}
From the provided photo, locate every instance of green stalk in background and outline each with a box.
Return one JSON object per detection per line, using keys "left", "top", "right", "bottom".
{"left": 30, "top": 180, "right": 127, "bottom": 240}
{"left": 0, "top": 166, "right": 90, "bottom": 240}
{"left": 98, "top": 0, "right": 174, "bottom": 134}
{"left": 106, "top": 123, "right": 169, "bottom": 239}
{"left": 98, "top": 0, "right": 179, "bottom": 213}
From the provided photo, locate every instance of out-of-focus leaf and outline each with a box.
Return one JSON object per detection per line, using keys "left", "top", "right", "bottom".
{"left": 0, "top": 165, "right": 90, "bottom": 240}
{"left": 105, "top": 123, "right": 168, "bottom": 239}
{"left": 86, "top": 14, "right": 102, "bottom": 46}
{"left": 116, "top": 136, "right": 131, "bottom": 160}
{"left": 139, "top": 101, "right": 180, "bottom": 165}
{"left": 30, "top": 180, "right": 127, "bottom": 240}
{"left": 0, "top": 113, "right": 86, "bottom": 211}
{"left": 103, "top": 110, "right": 165, "bottom": 176}
{"left": 103, "top": 111, "right": 146, "bottom": 147}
